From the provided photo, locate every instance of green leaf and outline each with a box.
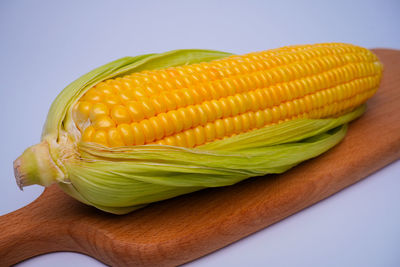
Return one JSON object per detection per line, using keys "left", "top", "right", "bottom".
{"left": 64, "top": 106, "right": 363, "bottom": 214}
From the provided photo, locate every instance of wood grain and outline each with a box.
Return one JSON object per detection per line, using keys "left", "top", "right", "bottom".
{"left": 1, "top": 49, "right": 399, "bottom": 267}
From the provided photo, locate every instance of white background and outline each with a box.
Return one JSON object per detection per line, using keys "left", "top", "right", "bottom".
{"left": 1, "top": 0, "right": 399, "bottom": 266}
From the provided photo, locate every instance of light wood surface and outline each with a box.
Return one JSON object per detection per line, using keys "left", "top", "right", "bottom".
{"left": 1, "top": 49, "right": 399, "bottom": 267}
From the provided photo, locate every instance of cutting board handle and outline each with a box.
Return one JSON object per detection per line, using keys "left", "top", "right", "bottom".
{"left": 0, "top": 189, "right": 66, "bottom": 266}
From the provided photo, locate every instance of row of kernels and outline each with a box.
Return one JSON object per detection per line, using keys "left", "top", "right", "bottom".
{"left": 116, "top": 44, "right": 366, "bottom": 97}
{"left": 155, "top": 113, "right": 258, "bottom": 147}
{"left": 129, "top": 60, "right": 379, "bottom": 122}
{"left": 124, "top": 64, "right": 221, "bottom": 95}
{"left": 81, "top": 81, "right": 378, "bottom": 148}
{"left": 73, "top": 103, "right": 131, "bottom": 129}
{"left": 154, "top": 86, "right": 378, "bottom": 148}
{"left": 158, "top": 75, "right": 378, "bottom": 147}
{"left": 308, "top": 88, "right": 377, "bottom": 119}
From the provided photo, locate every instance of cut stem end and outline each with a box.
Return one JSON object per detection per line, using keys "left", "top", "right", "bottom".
{"left": 13, "top": 141, "right": 64, "bottom": 189}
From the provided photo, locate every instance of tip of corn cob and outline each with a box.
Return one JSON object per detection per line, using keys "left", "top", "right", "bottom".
{"left": 13, "top": 141, "right": 64, "bottom": 189}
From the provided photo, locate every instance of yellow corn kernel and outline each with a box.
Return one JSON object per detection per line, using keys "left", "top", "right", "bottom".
{"left": 184, "top": 129, "right": 196, "bottom": 148}
{"left": 93, "top": 115, "right": 116, "bottom": 129}
{"left": 167, "top": 110, "right": 184, "bottom": 134}
{"left": 89, "top": 103, "right": 109, "bottom": 122}
{"left": 73, "top": 43, "right": 382, "bottom": 148}
{"left": 104, "top": 95, "right": 121, "bottom": 106}
{"left": 149, "top": 117, "right": 164, "bottom": 140}
{"left": 126, "top": 101, "right": 145, "bottom": 122}
{"left": 83, "top": 91, "right": 102, "bottom": 102}
{"left": 204, "top": 123, "right": 216, "bottom": 142}
{"left": 141, "top": 98, "right": 156, "bottom": 119}
{"left": 223, "top": 117, "right": 235, "bottom": 137}
{"left": 140, "top": 120, "right": 156, "bottom": 143}
{"left": 131, "top": 123, "right": 145, "bottom": 145}
{"left": 117, "top": 124, "right": 134, "bottom": 146}
{"left": 193, "top": 126, "right": 206, "bottom": 146}
{"left": 92, "top": 130, "right": 108, "bottom": 147}
{"left": 72, "top": 101, "right": 92, "bottom": 129}
{"left": 81, "top": 126, "right": 95, "bottom": 142}
{"left": 107, "top": 128, "right": 125, "bottom": 147}
{"left": 111, "top": 105, "right": 131, "bottom": 124}
{"left": 215, "top": 120, "right": 225, "bottom": 139}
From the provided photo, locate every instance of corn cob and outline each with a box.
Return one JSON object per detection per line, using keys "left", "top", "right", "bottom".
{"left": 72, "top": 43, "right": 381, "bottom": 148}
{"left": 14, "top": 43, "right": 383, "bottom": 214}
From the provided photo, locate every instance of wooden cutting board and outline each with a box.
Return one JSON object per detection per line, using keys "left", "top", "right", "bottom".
{"left": 1, "top": 49, "right": 399, "bottom": 267}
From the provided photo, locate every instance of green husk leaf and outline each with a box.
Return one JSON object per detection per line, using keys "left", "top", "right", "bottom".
{"left": 61, "top": 106, "right": 363, "bottom": 214}
{"left": 38, "top": 49, "right": 367, "bottom": 215}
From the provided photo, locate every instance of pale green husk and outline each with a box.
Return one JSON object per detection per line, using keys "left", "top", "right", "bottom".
{"left": 33, "top": 49, "right": 365, "bottom": 214}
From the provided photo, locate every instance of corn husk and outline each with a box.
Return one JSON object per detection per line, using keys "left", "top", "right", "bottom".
{"left": 14, "top": 49, "right": 365, "bottom": 214}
